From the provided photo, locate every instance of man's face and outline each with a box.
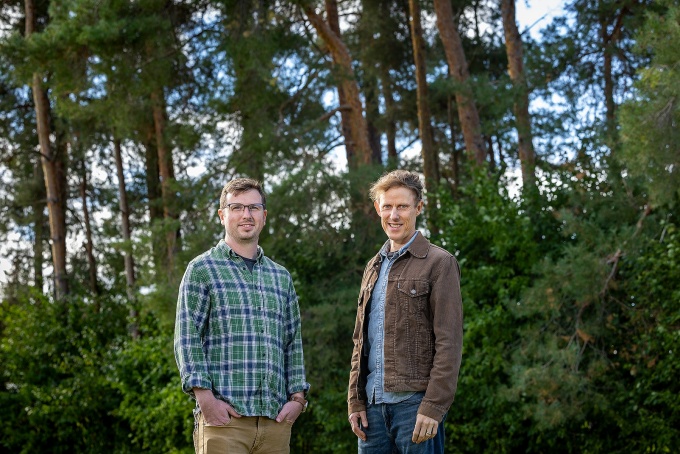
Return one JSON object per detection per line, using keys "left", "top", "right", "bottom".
{"left": 374, "top": 186, "right": 422, "bottom": 251}
{"left": 218, "top": 189, "right": 267, "bottom": 244}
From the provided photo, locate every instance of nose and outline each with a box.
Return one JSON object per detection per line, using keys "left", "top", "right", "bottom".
{"left": 239, "top": 207, "right": 256, "bottom": 218}
{"left": 389, "top": 207, "right": 400, "bottom": 219}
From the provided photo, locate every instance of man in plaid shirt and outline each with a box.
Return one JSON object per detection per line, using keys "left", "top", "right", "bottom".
{"left": 175, "top": 178, "right": 310, "bottom": 454}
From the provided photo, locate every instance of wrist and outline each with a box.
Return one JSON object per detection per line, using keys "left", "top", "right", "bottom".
{"left": 193, "top": 388, "right": 215, "bottom": 404}
{"left": 289, "top": 395, "right": 308, "bottom": 412}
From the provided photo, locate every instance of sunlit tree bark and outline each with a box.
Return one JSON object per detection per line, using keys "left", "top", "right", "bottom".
{"left": 323, "top": 0, "right": 357, "bottom": 164}
{"left": 501, "top": 0, "right": 536, "bottom": 189}
{"left": 25, "top": 0, "right": 69, "bottom": 299}
{"left": 433, "top": 0, "right": 487, "bottom": 166}
{"left": 304, "top": 4, "right": 372, "bottom": 169}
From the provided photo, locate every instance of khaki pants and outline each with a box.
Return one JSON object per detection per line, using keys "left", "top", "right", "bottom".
{"left": 194, "top": 412, "right": 292, "bottom": 454}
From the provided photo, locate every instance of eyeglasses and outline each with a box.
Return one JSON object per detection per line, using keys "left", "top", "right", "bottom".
{"left": 224, "top": 203, "right": 265, "bottom": 213}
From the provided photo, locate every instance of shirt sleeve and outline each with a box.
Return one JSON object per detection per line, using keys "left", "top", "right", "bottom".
{"left": 283, "top": 277, "right": 310, "bottom": 396}
{"left": 174, "top": 261, "right": 213, "bottom": 395}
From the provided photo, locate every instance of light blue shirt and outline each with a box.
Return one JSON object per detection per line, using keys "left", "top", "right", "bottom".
{"left": 366, "top": 231, "right": 419, "bottom": 404}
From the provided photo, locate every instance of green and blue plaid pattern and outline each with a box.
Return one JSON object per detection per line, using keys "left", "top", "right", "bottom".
{"left": 174, "top": 240, "right": 309, "bottom": 419}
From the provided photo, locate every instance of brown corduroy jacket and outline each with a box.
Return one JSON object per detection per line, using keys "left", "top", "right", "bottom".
{"left": 347, "top": 233, "right": 463, "bottom": 422}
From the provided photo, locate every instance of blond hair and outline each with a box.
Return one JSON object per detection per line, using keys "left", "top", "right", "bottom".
{"left": 369, "top": 170, "right": 423, "bottom": 203}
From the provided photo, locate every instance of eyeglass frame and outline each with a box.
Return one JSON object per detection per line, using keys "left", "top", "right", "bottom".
{"left": 223, "top": 203, "right": 266, "bottom": 213}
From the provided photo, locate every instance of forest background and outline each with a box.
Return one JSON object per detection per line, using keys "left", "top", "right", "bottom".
{"left": 0, "top": 0, "right": 678, "bottom": 452}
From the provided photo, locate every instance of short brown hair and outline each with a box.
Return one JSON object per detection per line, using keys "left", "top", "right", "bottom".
{"left": 369, "top": 170, "right": 423, "bottom": 203}
{"left": 220, "top": 178, "right": 266, "bottom": 208}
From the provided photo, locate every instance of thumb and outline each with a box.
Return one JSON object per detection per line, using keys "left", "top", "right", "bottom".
{"left": 275, "top": 406, "right": 288, "bottom": 423}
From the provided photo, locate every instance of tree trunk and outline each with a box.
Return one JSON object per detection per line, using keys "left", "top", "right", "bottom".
{"left": 599, "top": 1, "right": 633, "bottom": 151}
{"left": 323, "top": 0, "right": 357, "bottom": 166}
{"left": 151, "top": 89, "right": 179, "bottom": 277}
{"left": 408, "top": 0, "right": 440, "bottom": 233}
{"left": 487, "top": 135, "right": 496, "bottom": 172}
{"left": 32, "top": 160, "right": 45, "bottom": 290}
{"left": 364, "top": 72, "right": 383, "bottom": 164}
{"left": 79, "top": 158, "right": 99, "bottom": 295}
{"left": 143, "top": 120, "right": 164, "bottom": 269}
{"left": 501, "top": 0, "right": 536, "bottom": 189}
{"left": 433, "top": 0, "right": 487, "bottom": 166}
{"left": 26, "top": 0, "right": 69, "bottom": 299}
{"left": 114, "top": 138, "right": 139, "bottom": 339}
{"left": 305, "top": 5, "right": 372, "bottom": 169}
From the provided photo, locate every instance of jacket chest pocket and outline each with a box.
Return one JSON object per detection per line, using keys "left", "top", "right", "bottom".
{"left": 397, "top": 279, "right": 430, "bottom": 313}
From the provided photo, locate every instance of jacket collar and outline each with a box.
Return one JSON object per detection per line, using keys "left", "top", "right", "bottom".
{"left": 371, "top": 231, "right": 430, "bottom": 267}
{"left": 405, "top": 230, "right": 430, "bottom": 258}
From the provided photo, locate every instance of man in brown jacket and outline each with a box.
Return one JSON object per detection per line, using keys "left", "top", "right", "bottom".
{"left": 348, "top": 170, "right": 463, "bottom": 454}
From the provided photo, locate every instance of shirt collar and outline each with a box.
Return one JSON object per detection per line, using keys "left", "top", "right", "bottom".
{"left": 379, "top": 231, "right": 420, "bottom": 261}
{"left": 218, "top": 239, "right": 264, "bottom": 262}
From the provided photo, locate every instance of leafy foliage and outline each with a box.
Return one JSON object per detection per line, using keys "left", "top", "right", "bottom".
{"left": 1, "top": 0, "right": 679, "bottom": 452}
{"left": 619, "top": 0, "right": 680, "bottom": 206}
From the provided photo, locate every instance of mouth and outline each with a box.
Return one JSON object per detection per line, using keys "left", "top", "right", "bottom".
{"left": 387, "top": 223, "right": 402, "bottom": 229}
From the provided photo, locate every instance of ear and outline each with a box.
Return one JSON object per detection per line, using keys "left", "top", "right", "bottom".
{"left": 374, "top": 200, "right": 381, "bottom": 215}
{"left": 415, "top": 200, "right": 424, "bottom": 215}
{"left": 218, "top": 208, "right": 225, "bottom": 224}
{"left": 263, "top": 209, "right": 267, "bottom": 225}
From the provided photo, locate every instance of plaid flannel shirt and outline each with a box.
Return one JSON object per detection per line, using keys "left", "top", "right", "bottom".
{"left": 174, "top": 240, "right": 309, "bottom": 419}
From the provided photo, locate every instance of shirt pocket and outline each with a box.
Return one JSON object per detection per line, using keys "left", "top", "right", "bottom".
{"left": 397, "top": 279, "right": 430, "bottom": 314}
{"left": 264, "top": 291, "right": 286, "bottom": 317}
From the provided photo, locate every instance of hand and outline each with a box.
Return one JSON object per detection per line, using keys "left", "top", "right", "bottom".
{"left": 276, "top": 401, "right": 304, "bottom": 424}
{"left": 194, "top": 388, "right": 241, "bottom": 426}
{"left": 412, "top": 413, "right": 438, "bottom": 444}
{"left": 349, "top": 411, "right": 368, "bottom": 441}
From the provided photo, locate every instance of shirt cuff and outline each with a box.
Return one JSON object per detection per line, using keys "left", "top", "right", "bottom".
{"left": 181, "top": 373, "right": 213, "bottom": 395}
{"left": 287, "top": 381, "right": 311, "bottom": 396}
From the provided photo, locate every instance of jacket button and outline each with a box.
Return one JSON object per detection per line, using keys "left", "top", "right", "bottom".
{"left": 411, "top": 289, "right": 416, "bottom": 294}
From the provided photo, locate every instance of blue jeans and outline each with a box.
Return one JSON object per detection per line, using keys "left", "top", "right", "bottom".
{"left": 358, "top": 393, "right": 446, "bottom": 454}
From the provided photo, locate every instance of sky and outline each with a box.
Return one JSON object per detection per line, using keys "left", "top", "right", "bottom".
{"left": 516, "top": 0, "right": 566, "bottom": 39}
{"left": 0, "top": 1, "right": 566, "bottom": 288}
